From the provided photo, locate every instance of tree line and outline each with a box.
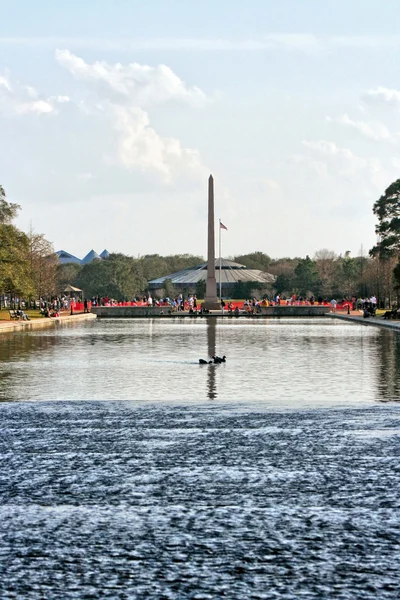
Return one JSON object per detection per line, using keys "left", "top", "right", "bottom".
{"left": 2, "top": 179, "right": 400, "bottom": 306}
{"left": 0, "top": 185, "right": 57, "bottom": 304}
{"left": 56, "top": 248, "right": 392, "bottom": 303}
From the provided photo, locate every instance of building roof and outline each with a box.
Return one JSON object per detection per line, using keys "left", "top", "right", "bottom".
{"left": 57, "top": 249, "right": 109, "bottom": 265}
{"left": 81, "top": 249, "right": 101, "bottom": 264}
{"left": 56, "top": 250, "right": 81, "bottom": 265}
{"left": 148, "top": 259, "right": 275, "bottom": 288}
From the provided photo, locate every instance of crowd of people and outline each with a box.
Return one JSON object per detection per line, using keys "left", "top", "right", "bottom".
{"left": 6, "top": 291, "right": 384, "bottom": 320}
{"left": 39, "top": 298, "right": 63, "bottom": 317}
{"left": 89, "top": 293, "right": 363, "bottom": 313}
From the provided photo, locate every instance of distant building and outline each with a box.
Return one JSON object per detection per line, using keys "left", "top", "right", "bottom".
{"left": 56, "top": 250, "right": 82, "bottom": 265}
{"left": 148, "top": 258, "right": 275, "bottom": 296}
{"left": 81, "top": 249, "right": 101, "bottom": 265}
{"left": 56, "top": 249, "right": 110, "bottom": 265}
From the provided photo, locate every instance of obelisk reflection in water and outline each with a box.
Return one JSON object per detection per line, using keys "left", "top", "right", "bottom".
{"left": 207, "top": 319, "right": 217, "bottom": 399}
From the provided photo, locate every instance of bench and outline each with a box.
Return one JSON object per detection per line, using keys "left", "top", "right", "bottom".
{"left": 9, "top": 310, "right": 20, "bottom": 320}
{"left": 383, "top": 309, "right": 400, "bottom": 320}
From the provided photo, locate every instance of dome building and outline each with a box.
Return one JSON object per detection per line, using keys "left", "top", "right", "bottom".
{"left": 148, "top": 258, "right": 275, "bottom": 297}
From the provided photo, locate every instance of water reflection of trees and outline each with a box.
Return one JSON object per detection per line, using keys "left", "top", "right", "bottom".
{"left": 0, "top": 332, "right": 59, "bottom": 362}
{"left": 0, "top": 333, "right": 59, "bottom": 401}
{"left": 375, "top": 330, "right": 400, "bottom": 401}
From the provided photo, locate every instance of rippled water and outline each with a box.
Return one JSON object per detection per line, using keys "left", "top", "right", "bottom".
{"left": 1, "top": 318, "right": 400, "bottom": 598}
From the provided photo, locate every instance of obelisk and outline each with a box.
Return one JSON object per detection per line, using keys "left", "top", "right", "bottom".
{"left": 203, "top": 174, "right": 220, "bottom": 311}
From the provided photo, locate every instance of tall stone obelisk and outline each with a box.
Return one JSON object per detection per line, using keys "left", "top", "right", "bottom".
{"left": 203, "top": 175, "right": 220, "bottom": 311}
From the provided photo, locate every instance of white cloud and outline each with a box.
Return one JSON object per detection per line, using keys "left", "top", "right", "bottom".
{"left": 0, "top": 72, "right": 70, "bottom": 116}
{"left": 302, "top": 140, "right": 357, "bottom": 160}
{"left": 328, "top": 113, "right": 399, "bottom": 143}
{"left": 299, "top": 139, "right": 398, "bottom": 197}
{"left": 112, "top": 105, "right": 206, "bottom": 181}
{"left": 301, "top": 139, "right": 371, "bottom": 178}
{"left": 16, "top": 99, "right": 54, "bottom": 115}
{"left": 55, "top": 49, "right": 207, "bottom": 107}
{"left": 56, "top": 50, "right": 208, "bottom": 180}
{"left": 77, "top": 172, "right": 96, "bottom": 181}
{"left": 49, "top": 95, "right": 70, "bottom": 104}
{"left": 363, "top": 86, "right": 400, "bottom": 107}
{"left": 263, "top": 178, "right": 280, "bottom": 191}
{"left": 0, "top": 74, "right": 12, "bottom": 92}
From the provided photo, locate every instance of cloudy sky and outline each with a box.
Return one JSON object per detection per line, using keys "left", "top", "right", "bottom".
{"left": 1, "top": 0, "right": 400, "bottom": 260}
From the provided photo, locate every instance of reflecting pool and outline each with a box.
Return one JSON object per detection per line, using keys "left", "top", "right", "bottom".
{"left": 1, "top": 317, "right": 400, "bottom": 403}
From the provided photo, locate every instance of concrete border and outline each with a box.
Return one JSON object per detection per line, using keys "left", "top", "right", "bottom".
{"left": 0, "top": 312, "right": 96, "bottom": 335}
{"left": 326, "top": 312, "right": 400, "bottom": 332}
{"left": 91, "top": 305, "right": 331, "bottom": 318}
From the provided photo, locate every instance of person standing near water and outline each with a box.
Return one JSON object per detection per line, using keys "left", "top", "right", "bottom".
{"left": 330, "top": 298, "right": 337, "bottom": 313}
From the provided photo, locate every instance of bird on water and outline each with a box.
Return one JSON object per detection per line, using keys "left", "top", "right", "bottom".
{"left": 212, "top": 355, "right": 226, "bottom": 363}
{"left": 199, "top": 356, "right": 226, "bottom": 364}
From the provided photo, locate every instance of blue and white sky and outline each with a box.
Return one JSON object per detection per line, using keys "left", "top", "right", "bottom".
{"left": 1, "top": 0, "right": 400, "bottom": 259}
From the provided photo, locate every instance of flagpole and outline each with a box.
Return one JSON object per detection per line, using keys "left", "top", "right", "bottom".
{"left": 219, "top": 219, "right": 222, "bottom": 300}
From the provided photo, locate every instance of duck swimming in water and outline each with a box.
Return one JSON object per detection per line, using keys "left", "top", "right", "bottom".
{"left": 212, "top": 355, "right": 226, "bottom": 363}
{"left": 199, "top": 359, "right": 212, "bottom": 364}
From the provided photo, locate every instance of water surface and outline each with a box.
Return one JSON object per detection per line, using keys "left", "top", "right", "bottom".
{"left": 1, "top": 319, "right": 400, "bottom": 599}
{"left": 1, "top": 317, "right": 400, "bottom": 403}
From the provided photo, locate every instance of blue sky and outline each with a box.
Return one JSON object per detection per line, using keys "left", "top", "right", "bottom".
{"left": 1, "top": 0, "right": 400, "bottom": 259}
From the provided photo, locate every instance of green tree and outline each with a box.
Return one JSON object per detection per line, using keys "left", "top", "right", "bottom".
{"left": 28, "top": 228, "right": 58, "bottom": 299}
{"left": 138, "top": 254, "right": 168, "bottom": 281}
{"left": 138, "top": 254, "right": 204, "bottom": 281}
{"left": 370, "top": 179, "right": 400, "bottom": 305}
{"left": 0, "top": 186, "right": 34, "bottom": 302}
{"left": 371, "top": 178, "right": 400, "bottom": 258}
{"left": 56, "top": 262, "right": 83, "bottom": 293}
{"left": 0, "top": 225, "right": 34, "bottom": 298}
{"left": 165, "top": 254, "right": 204, "bottom": 274}
{"left": 294, "top": 256, "right": 319, "bottom": 297}
{"left": 231, "top": 281, "right": 261, "bottom": 299}
{"left": 76, "top": 254, "right": 146, "bottom": 299}
{"left": 234, "top": 251, "right": 271, "bottom": 271}
{"left": 339, "top": 256, "right": 358, "bottom": 297}
{"left": 0, "top": 185, "right": 20, "bottom": 224}
{"left": 162, "top": 278, "right": 174, "bottom": 299}
{"left": 314, "top": 249, "right": 339, "bottom": 297}
{"left": 274, "top": 273, "right": 294, "bottom": 295}
{"left": 393, "top": 261, "right": 400, "bottom": 301}
{"left": 195, "top": 279, "right": 206, "bottom": 299}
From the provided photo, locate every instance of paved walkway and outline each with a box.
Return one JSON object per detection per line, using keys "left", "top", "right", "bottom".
{"left": 0, "top": 312, "right": 96, "bottom": 335}
{"left": 327, "top": 311, "right": 400, "bottom": 332}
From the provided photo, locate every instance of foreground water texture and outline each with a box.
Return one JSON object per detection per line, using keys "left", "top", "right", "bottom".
{"left": 1, "top": 319, "right": 400, "bottom": 598}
